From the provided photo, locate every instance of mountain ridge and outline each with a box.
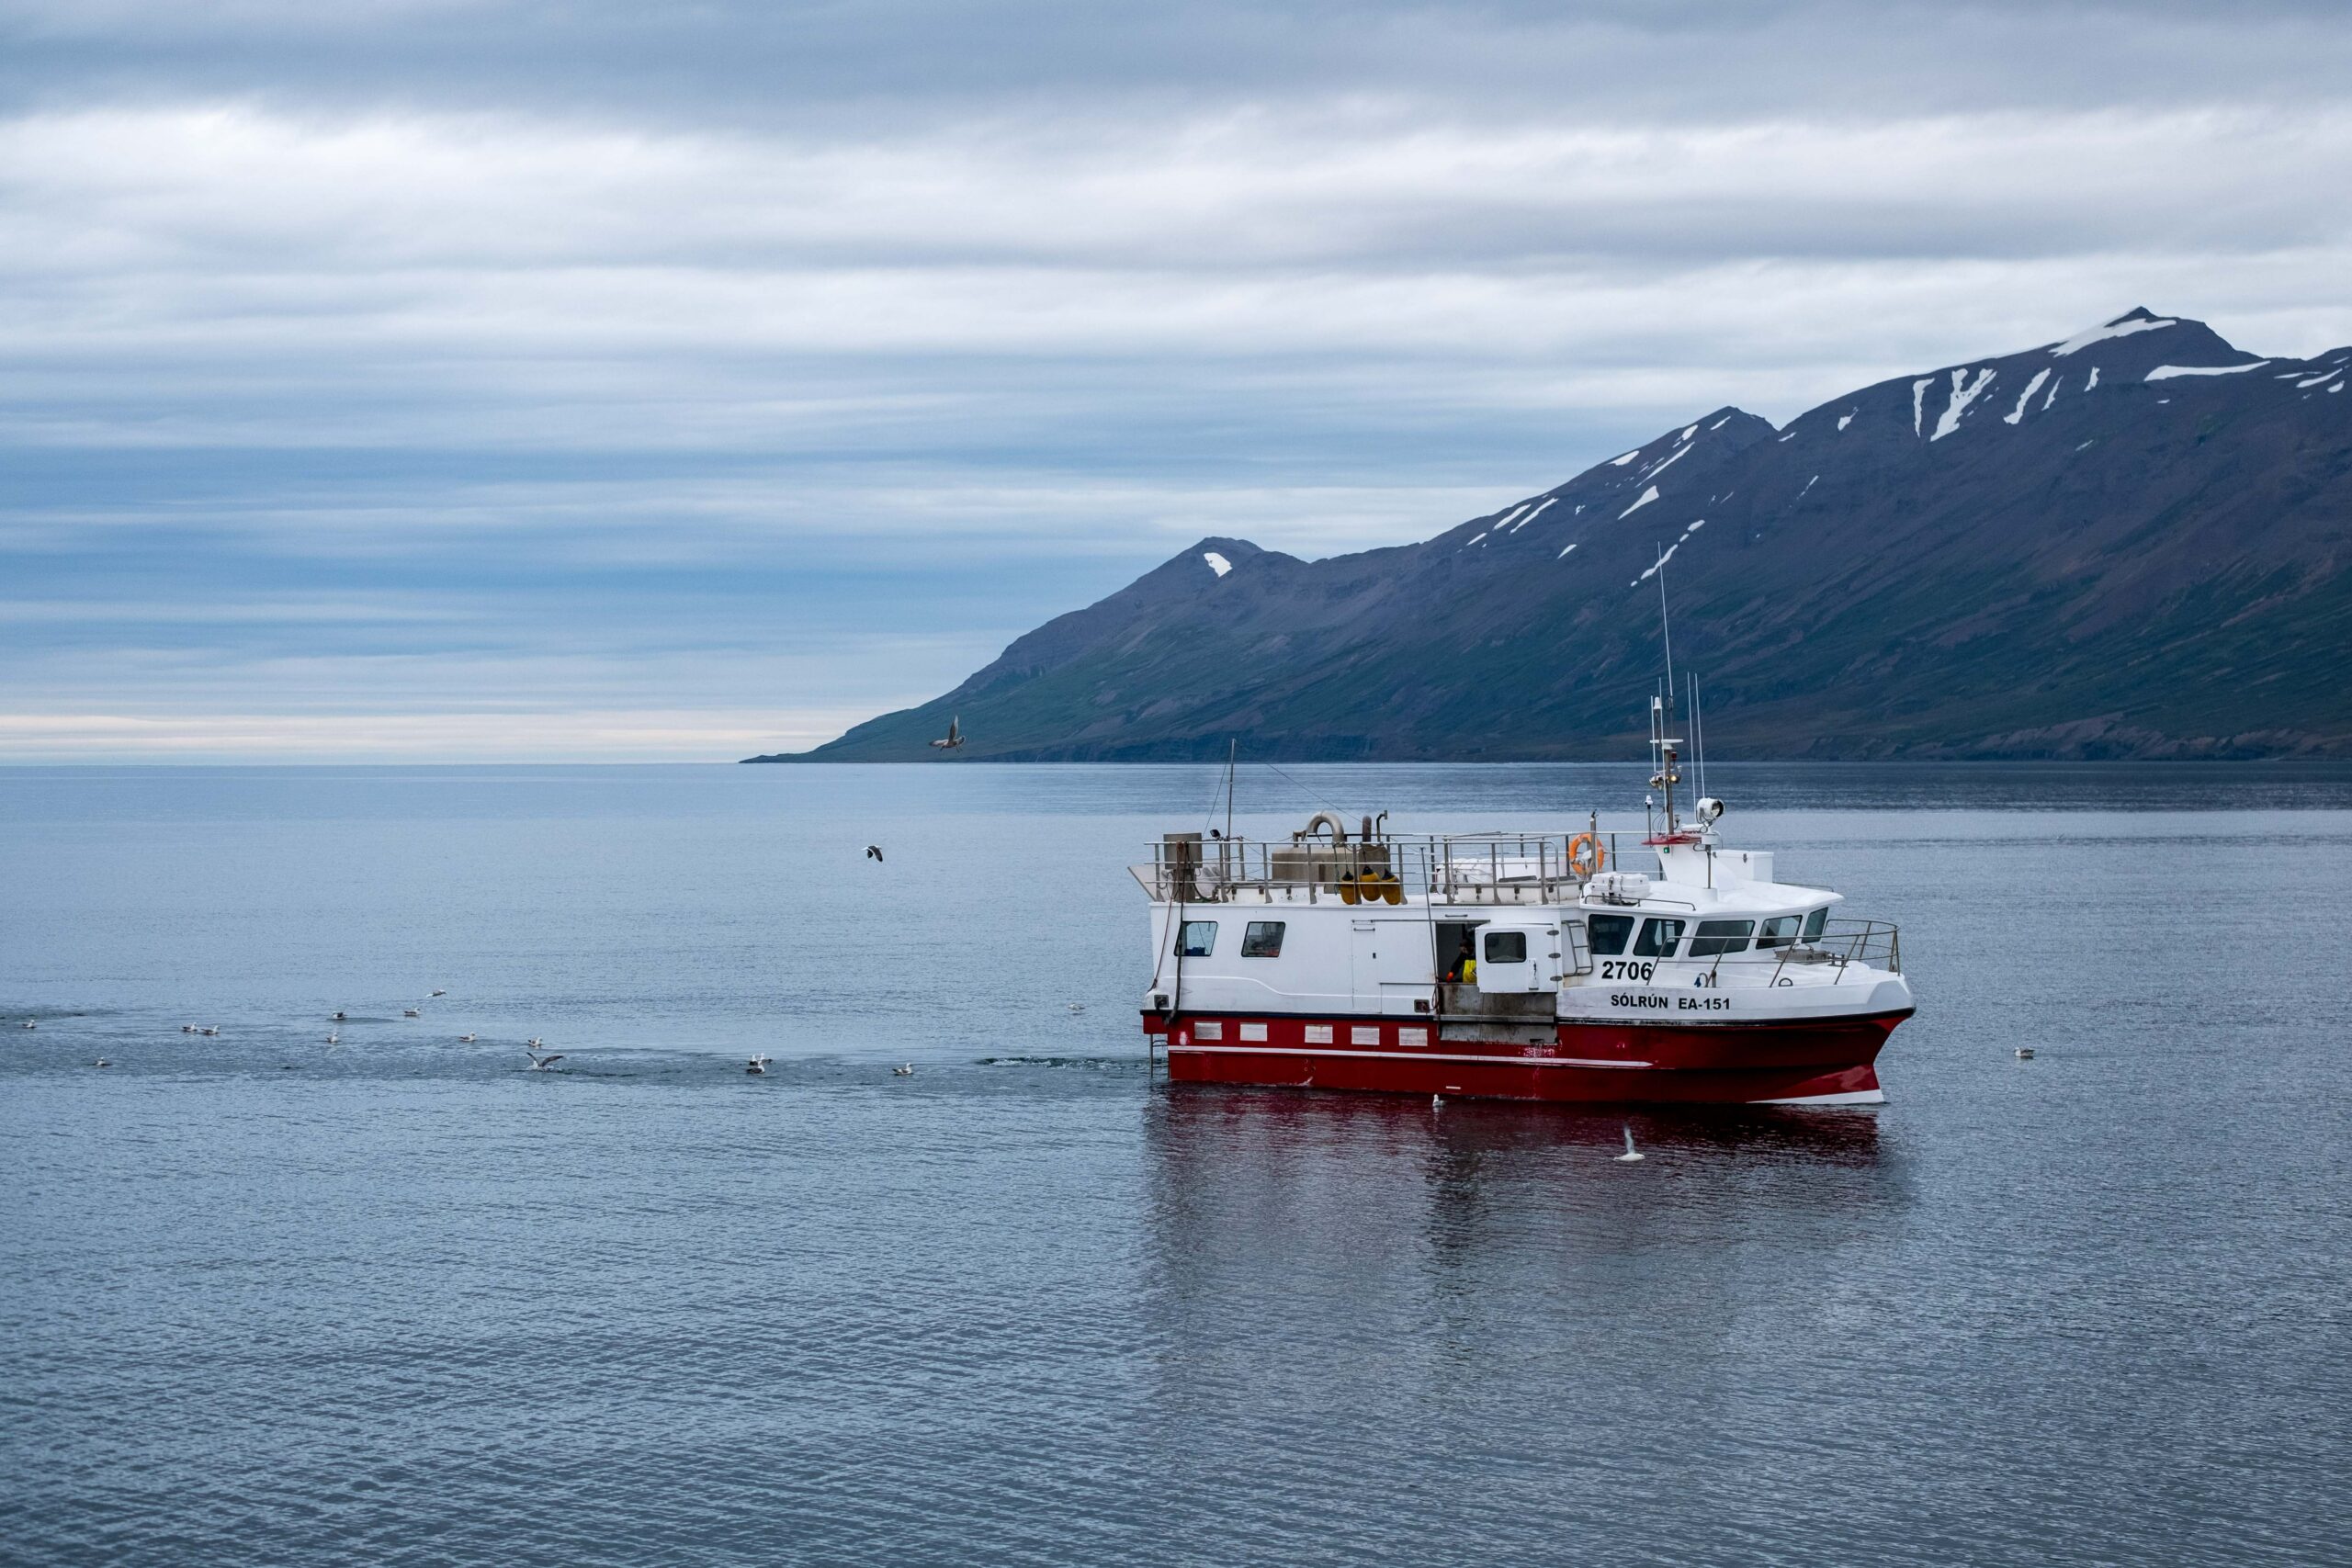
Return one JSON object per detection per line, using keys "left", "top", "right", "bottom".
{"left": 755, "top": 309, "right": 2352, "bottom": 761}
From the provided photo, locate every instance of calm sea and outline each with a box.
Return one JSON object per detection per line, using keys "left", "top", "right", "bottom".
{"left": 4, "top": 762, "right": 2348, "bottom": 1567}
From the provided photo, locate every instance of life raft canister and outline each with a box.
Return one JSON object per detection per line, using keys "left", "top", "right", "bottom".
{"left": 1568, "top": 831, "right": 1607, "bottom": 879}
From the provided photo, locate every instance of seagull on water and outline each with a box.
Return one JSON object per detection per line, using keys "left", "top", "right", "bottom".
{"left": 1616, "top": 1125, "right": 1645, "bottom": 1163}
{"left": 94, "top": 1058, "right": 110, "bottom": 1067}
{"left": 198, "top": 1026, "right": 219, "bottom": 1037}
{"left": 747, "top": 1055, "right": 771, "bottom": 1075}
{"left": 526, "top": 1050, "right": 564, "bottom": 1071}
{"left": 181, "top": 1024, "right": 195, "bottom": 1033}
{"left": 1067, "top": 1003, "right": 1085, "bottom": 1013}
{"left": 431, "top": 989, "right": 447, "bottom": 998}
{"left": 324, "top": 1032, "right": 340, "bottom": 1044}
{"left": 2016, "top": 1047, "right": 2035, "bottom": 1059}
{"left": 458, "top": 1033, "right": 476, "bottom": 1043}
{"left": 332, "top": 1011, "right": 346, "bottom": 1021}
{"left": 893, "top": 1064, "right": 915, "bottom": 1077}
{"left": 526, "top": 1037, "right": 543, "bottom": 1049}
{"left": 21, "top": 1020, "right": 36, "bottom": 1030}
{"left": 403, "top": 1008, "right": 421, "bottom": 1018}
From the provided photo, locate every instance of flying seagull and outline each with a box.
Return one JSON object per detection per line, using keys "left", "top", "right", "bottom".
{"left": 1616, "top": 1125, "right": 1645, "bottom": 1163}
{"left": 526, "top": 1050, "right": 564, "bottom": 1071}
{"left": 865, "top": 844, "right": 884, "bottom": 862}
{"left": 929, "top": 716, "right": 964, "bottom": 750}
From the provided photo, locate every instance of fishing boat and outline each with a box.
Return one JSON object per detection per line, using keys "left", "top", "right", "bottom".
{"left": 1136, "top": 703, "right": 1912, "bottom": 1105}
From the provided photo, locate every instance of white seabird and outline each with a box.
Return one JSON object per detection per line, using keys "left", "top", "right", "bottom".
{"left": 458, "top": 1033, "right": 476, "bottom": 1043}
{"left": 747, "top": 1055, "right": 771, "bottom": 1075}
{"left": 892, "top": 1064, "right": 914, "bottom": 1077}
{"left": 526, "top": 1050, "right": 564, "bottom": 1071}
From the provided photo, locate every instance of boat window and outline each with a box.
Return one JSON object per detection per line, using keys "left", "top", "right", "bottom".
{"left": 1802, "top": 908, "right": 1828, "bottom": 942}
{"left": 1758, "top": 916, "right": 1802, "bottom": 950}
{"left": 1587, "top": 913, "right": 1634, "bottom": 955}
{"left": 1633, "top": 918, "right": 1686, "bottom": 957}
{"left": 1241, "top": 921, "right": 1286, "bottom": 958}
{"left": 1483, "top": 931, "right": 1527, "bottom": 964}
{"left": 1689, "top": 919, "right": 1754, "bottom": 957}
{"left": 1175, "top": 920, "right": 1217, "bottom": 957}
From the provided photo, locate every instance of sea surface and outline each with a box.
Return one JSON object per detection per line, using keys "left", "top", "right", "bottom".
{"left": 4, "top": 761, "right": 2348, "bottom": 1567}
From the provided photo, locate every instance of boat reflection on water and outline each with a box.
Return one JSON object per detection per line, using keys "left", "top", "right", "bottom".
{"left": 1141, "top": 1083, "right": 1896, "bottom": 1305}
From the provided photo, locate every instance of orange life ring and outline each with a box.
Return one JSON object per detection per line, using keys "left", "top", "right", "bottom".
{"left": 1567, "top": 831, "right": 1606, "bottom": 879}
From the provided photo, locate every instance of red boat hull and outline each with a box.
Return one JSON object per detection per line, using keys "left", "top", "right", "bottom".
{"left": 1143, "top": 1010, "right": 1908, "bottom": 1105}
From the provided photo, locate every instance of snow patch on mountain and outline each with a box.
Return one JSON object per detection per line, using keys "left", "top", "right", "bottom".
{"left": 1933, "top": 367, "right": 1997, "bottom": 439}
{"left": 1621, "top": 486, "right": 1660, "bottom": 518}
{"left": 2086, "top": 367, "right": 2101, "bottom": 389}
{"left": 1557, "top": 542, "right": 1578, "bottom": 559}
{"left": 2147, "top": 361, "right": 2268, "bottom": 381}
{"left": 2006, "top": 368, "right": 2052, "bottom": 423}
{"left": 1837, "top": 410, "right": 1856, "bottom": 431}
{"left": 1516, "top": 498, "right": 1557, "bottom": 529}
{"left": 1203, "top": 551, "right": 1232, "bottom": 578}
{"left": 1610, "top": 450, "right": 1640, "bottom": 466}
{"left": 1640, "top": 445, "right": 1690, "bottom": 483}
{"left": 2052, "top": 313, "right": 2178, "bottom": 355}
{"left": 1633, "top": 542, "right": 1680, "bottom": 586}
{"left": 1912, "top": 378, "right": 1932, "bottom": 436}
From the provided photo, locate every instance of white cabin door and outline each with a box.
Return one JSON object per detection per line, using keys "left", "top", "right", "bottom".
{"left": 1351, "top": 919, "right": 1425, "bottom": 1013}
{"left": 1476, "top": 925, "right": 1545, "bottom": 994}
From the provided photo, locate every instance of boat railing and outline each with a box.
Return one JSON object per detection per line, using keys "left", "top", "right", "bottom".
{"left": 1132, "top": 830, "right": 1643, "bottom": 908}
{"left": 1767, "top": 918, "right": 1902, "bottom": 980}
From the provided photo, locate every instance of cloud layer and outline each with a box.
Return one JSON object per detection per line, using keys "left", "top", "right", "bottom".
{"left": 5, "top": 1, "right": 2350, "bottom": 757}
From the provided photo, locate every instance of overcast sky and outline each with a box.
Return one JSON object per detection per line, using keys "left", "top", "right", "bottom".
{"left": 5, "top": 0, "right": 2350, "bottom": 760}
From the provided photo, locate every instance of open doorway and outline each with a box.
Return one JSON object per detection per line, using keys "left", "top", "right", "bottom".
{"left": 1433, "top": 919, "right": 1485, "bottom": 983}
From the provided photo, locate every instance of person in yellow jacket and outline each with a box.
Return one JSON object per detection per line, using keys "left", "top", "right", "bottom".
{"left": 1446, "top": 939, "right": 1476, "bottom": 984}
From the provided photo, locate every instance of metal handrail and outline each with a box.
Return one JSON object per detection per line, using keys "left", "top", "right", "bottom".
{"left": 1135, "top": 831, "right": 1645, "bottom": 908}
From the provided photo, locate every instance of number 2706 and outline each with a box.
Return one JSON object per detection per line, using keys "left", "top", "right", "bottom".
{"left": 1600, "top": 960, "right": 1657, "bottom": 982}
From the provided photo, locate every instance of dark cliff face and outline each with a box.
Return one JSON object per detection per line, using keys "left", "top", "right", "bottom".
{"left": 761, "top": 310, "right": 2352, "bottom": 761}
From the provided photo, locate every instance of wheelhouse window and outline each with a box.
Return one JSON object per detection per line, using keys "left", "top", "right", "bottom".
{"left": 1758, "top": 916, "right": 1802, "bottom": 950}
{"left": 1802, "top": 908, "right": 1828, "bottom": 942}
{"left": 1241, "top": 921, "right": 1286, "bottom": 958}
{"left": 1588, "top": 914, "right": 1634, "bottom": 955}
{"left": 1175, "top": 920, "right": 1217, "bottom": 957}
{"left": 1633, "top": 918, "right": 1686, "bottom": 957}
{"left": 1483, "top": 931, "right": 1527, "bottom": 964}
{"left": 1689, "top": 919, "right": 1754, "bottom": 957}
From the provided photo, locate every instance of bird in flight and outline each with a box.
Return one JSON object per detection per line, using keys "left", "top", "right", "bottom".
{"left": 865, "top": 844, "right": 884, "bottom": 862}
{"left": 930, "top": 716, "right": 964, "bottom": 750}
{"left": 526, "top": 1050, "right": 564, "bottom": 1071}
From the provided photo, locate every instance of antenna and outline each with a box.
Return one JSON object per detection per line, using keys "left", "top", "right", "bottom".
{"left": 1225, "top": 739, "right": 1237, "bottom": 846}
{"left": 1656, "top": 545, "right": 1676, "bottom": 711}
{"left": 1689, "top": 671, "right": 1706, "bottom": 800}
